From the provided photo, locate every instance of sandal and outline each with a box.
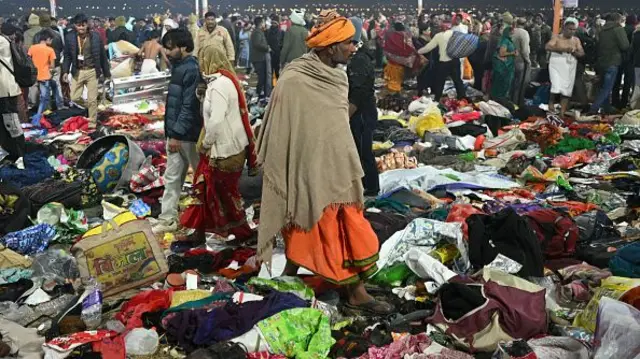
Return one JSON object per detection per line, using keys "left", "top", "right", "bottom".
{"left": 342, "top": 299, "right": 395, "bottom": 316}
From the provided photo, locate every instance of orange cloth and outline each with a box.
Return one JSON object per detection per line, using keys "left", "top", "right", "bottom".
{"left": 283, "top": 205, "right": 379, "bottom": 284}
{"left": 384, "top": 62, "right": 404, "bottom": 93}
{"left": 28, "top": 43, "right": 55, "bottom": 81}
{"left": 306, "top": 16, "right": 355, "bottom": 49}
{"left": 463, "top": 58, "right": 473, "bottom": 80}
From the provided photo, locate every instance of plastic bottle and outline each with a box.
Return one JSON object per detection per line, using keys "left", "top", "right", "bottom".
{"left": 125, "top": 328, "right": 159, "bottom": 355}
{"left": 80, "top": 280, "right": 103, "bottom": 330}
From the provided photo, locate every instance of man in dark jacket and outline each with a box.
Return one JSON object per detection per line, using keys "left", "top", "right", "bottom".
{"left": 152, "top": 29, "right": 201, "bottom": 234}
{"left": 61, "top": 13, "right": 110, "bottom": 124}
{"left": 34, "top": 13, "right": 64, "bottom": 109}
{"left": 591, "top": 13, "right": 630, "bottom": 113}
{"left": 347, "top": 17, "right": 379, "bottom": 196}
{"left": 612, "top": 14, "right": 637, "bottom": 108}
{"left": 107, "top": 16, "right": 135, "bottom": 44}
{"left": 266, "top": 14, "right": 284, "bottom": 79}
{"left": 219, "top": 13, "right": 236, "bottom": 50}
{"left": 250, "top": 17, "right": 271, "bottom": 98}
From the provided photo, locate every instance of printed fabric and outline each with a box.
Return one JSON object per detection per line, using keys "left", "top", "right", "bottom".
{"left": 0, "top": 223, "right": 56, "bottom": 255}
{"left": 256, "top": 308, "right": 335, "bottom": 359}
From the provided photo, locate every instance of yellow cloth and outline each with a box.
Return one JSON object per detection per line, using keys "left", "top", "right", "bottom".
{"left": 306, "top": 14, "right": 355, "bottom": 49}
{"left": 199, "top": 44, "right": 236, "bottom": 76}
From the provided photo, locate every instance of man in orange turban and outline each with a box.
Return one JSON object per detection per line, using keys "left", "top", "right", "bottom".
{"left": 306, "top": 9, "right": 356, "bottom": 49}
{"left": 257, "top": 10, "right": 394, "bottom": 315}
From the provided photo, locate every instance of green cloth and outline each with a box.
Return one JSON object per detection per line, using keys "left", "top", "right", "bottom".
{"left": 248, "top": 276, "right": 315, "bottom": 301}
{"left": 544, "top": 136, "right": 596, "bottom": 156}
{"left": 257, "top": 308, "right": 335, "bottom": 359}
{"left": 364, "top": 198, "right": 410, "bottom": 214}
{"left": 491, "top": 27, "right": 516, "bottom": 99}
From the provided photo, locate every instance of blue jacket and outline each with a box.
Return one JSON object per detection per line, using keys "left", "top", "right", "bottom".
{"left": 165, "top": 56, "right": 202, "bottom": 142}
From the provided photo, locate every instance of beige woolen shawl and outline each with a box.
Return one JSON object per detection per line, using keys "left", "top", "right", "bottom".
{"left": 256, "top": 51, "right": 365, "bottom": 267}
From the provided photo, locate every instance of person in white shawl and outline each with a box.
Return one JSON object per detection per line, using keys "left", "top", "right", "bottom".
{"left": 162, "top": 19, "right": 179, "bottom": 40}
{"left": 546, "top": 17, "right": 585, "bottom": 116}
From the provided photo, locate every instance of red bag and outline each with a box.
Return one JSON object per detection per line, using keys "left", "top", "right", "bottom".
{"left": 525, "top": 209, "right": 579, "bottom": 258}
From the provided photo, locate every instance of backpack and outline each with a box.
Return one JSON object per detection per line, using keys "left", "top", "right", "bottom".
{"left": 0, "top": 35, "right": 37, "bottom": 88}
{"left": 524, "top": 209, "right": 579, "bottom": 259}
{"left": 446, "top": 31, "right": 479, "bottom": 59}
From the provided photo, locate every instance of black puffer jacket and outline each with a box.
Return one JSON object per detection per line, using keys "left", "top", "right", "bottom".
{"left": 62, "top": 31, "right": 110, "bottom": 78}
{"left": 164, "top": 56, "right": 202, "bottom": 142}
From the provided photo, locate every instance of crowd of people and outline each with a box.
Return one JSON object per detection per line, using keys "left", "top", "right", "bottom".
{"left": 1, "top": 3, "right": 640, "bottom": 303}
{"left": 1, "top": 3, "right": 640, "bottom": 357}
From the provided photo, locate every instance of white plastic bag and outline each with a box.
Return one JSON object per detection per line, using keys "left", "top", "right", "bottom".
{"left": 593, "top": 297, "right": 640, "bottom": 359}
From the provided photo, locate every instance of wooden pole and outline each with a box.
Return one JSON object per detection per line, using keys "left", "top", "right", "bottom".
{"left": 553, "top": 0, "right": 563, "bottom": 34}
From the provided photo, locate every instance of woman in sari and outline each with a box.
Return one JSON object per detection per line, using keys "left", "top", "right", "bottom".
{"left": 383, "top": 22, "right": 422, "bottom": 93}
{"left": 491, "top": 26, "right": 518, "bottom": 99}
{"left": 181, "top": 44, "right": 257, "bottom": 242}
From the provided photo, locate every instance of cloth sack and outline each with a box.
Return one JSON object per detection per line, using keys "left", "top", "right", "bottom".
{"left": 91, "top": 142, "right": 129, "bottom": 193}
{"left": 77, "top": 135, "right": 146, "bottom": 192}
{"left": 477, "top": 101, "right": 512, "bottom": 118}
{"left": 446, "top": 32, "right": 479, "bottom": 59}
{"left": 427, "top": 280, "right": 547, "bottom": 353}
{"left": 618, "top": 110, "right": 640, "bottom": 126}
{"left": 71, "top": 212, "right": 168, "bottom": 297}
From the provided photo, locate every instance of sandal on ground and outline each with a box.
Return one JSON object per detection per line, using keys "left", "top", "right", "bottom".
{"left": 342, "top": 299, "right": 395, "bottom": 316}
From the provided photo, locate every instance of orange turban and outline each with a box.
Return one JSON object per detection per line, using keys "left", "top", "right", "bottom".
{"left": 306, "top": 10, "right": 355, "bottom": 49}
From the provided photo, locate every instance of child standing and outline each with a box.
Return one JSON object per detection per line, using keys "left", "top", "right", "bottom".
{"left": 28, "top": 31, "right": 56, "bottom": 125}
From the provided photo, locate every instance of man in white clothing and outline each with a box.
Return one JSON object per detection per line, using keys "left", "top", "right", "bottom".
{"left": 546, "top": 18, "right": 584, "bottom": 116}
{"left": 417, "top": 29, "right": 466, "bottom": 100}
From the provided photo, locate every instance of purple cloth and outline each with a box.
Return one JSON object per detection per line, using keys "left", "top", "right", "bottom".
{"left": 165, "top": 291, "right": 308, "bottom": 352}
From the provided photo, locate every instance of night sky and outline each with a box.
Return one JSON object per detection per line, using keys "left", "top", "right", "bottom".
{"left": 1, "top": 0, "right": 639, "bottom": 17}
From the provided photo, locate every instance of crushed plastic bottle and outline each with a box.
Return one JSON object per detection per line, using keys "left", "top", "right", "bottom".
{"left": 125, "top": 328, "right": 159, "bottom": 355}
{"left": 80, "top": 279, "right": 103, "bottom": 330}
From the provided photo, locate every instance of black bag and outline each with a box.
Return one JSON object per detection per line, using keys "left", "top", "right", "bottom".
{"left": 574, "top": 210, "right": 625, "bottom": 268}
{"left": 0, "top": 35, "right": 37, "bottom": 88}
{"left": 22, "top": 178, "right": 85, "bottom": 215}
{"left": 365, "top": 211, "right": 410, "bottom": 247}
{"left": 0, "top": 182, "right": 31, "bottom": 236}
{"left": 467, "top": 208, "right": 545, "bottom": 277}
